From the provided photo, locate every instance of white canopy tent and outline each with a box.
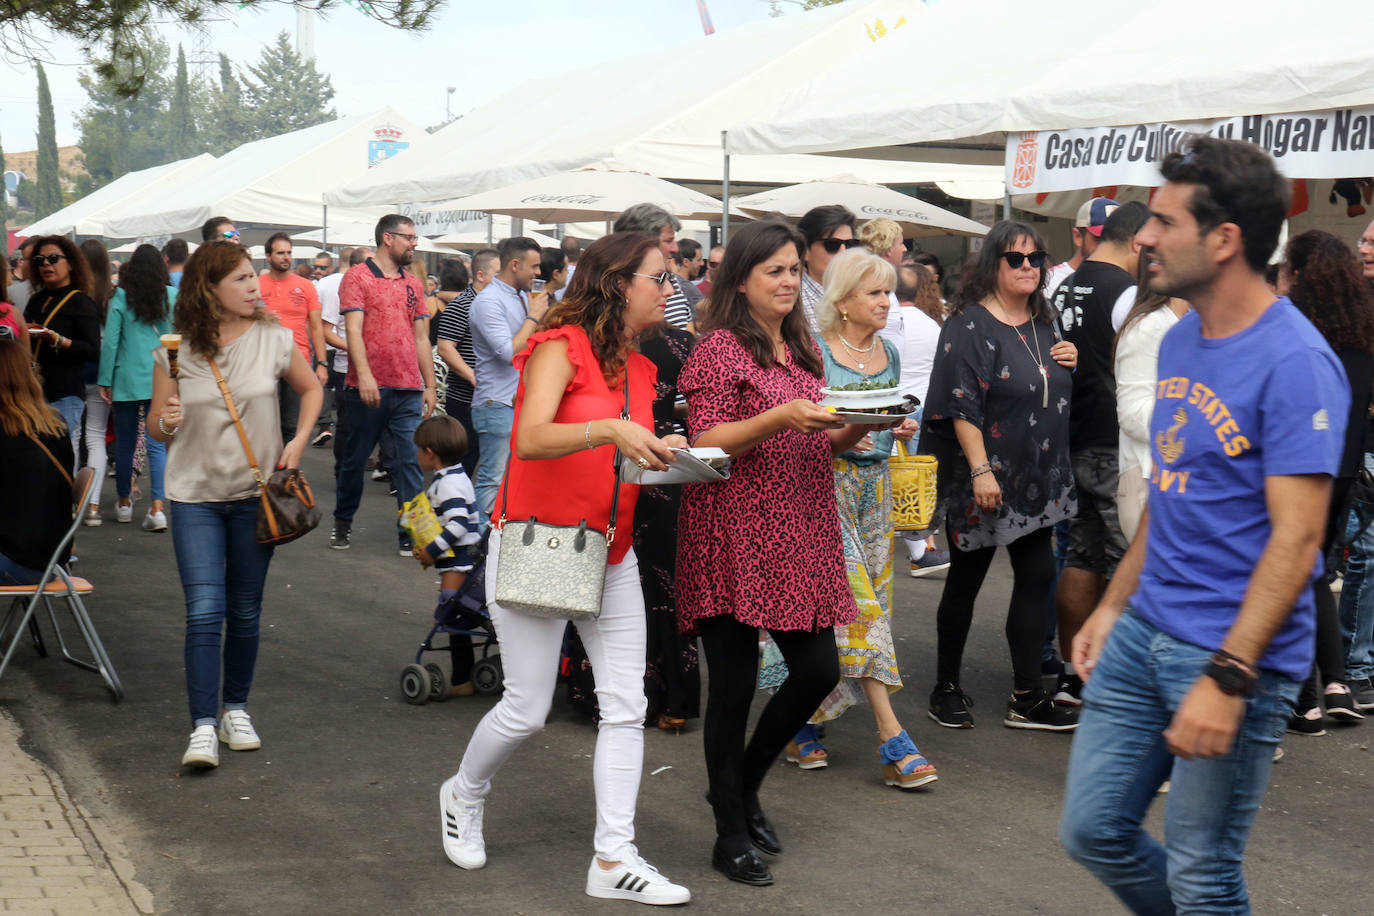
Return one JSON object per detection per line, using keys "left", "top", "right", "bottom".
{"left": 727, "top": 0, "right": 1374, "bottom": 164}
{"left": 290, "top": 223, "right": 448, "bottom": 253}
{"left": 734, "top": 176, "right": 988, "bottom": 238}
{"left": 101, "top": 108, "right": 421, "bottom": 240}
{"left": 423, "top": 164, "right": 749, "bottom": 224}
{"left": 324, "top": 0, "right": 1003, "bottom": 210}
{"left": 22, "top": 154, "right": 218, "bottom": 238}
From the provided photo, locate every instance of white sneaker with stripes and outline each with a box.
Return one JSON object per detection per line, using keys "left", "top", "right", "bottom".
{"left": 585, "top": 845, "right": 690, "bottom": 906}
{"left": 439, "top": 777, "right": 485, "bottom": 869}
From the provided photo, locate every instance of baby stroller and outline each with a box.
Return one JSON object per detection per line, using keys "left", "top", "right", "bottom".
{"left": 399, "top": 536, "right": 503, "bottom": 704}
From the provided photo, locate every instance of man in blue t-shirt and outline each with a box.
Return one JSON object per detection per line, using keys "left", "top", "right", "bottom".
{"left": 1059, "top": 137, "right": 1349, "bottom": 914}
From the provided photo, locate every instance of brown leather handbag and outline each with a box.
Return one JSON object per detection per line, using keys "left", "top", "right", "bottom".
{"left": 209, "top": 358, "right": 321, "bottom": 546}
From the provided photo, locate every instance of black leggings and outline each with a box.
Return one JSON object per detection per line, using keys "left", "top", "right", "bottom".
{"left": 935, "top": 525, "right": 1055, "bottom": 693}
{"left": 1300, "top": 477, "right": 1353, "bottom": 709}
{"left": 698, "top": 614, "right": 838, "bottom": 854}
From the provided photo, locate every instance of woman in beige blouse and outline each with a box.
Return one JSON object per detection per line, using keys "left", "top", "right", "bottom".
{"left": 149, "top": 240, "right": 321, "bottom": 770}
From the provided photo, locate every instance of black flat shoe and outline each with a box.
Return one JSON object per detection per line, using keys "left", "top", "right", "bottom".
{"left": 746, "top": 811, "right": 782, "bottom": 856}
{"left": 712, "top": 842, "right": 774, "bottom": 886}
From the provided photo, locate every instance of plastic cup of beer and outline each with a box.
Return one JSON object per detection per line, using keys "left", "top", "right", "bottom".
{"left": 161, "top": 334, "right": 182, "bottom": 378}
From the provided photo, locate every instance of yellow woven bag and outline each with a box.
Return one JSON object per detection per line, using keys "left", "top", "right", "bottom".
{"left": 890, "top": 441, "right": 938, "bottom": 531}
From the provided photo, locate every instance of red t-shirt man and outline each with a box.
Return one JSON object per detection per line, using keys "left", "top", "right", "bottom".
{"left": 339, "top": 258, "right": 429, "bottom": 389}
{"left": 259, "top": 272, "right": 322, "bottom": 364}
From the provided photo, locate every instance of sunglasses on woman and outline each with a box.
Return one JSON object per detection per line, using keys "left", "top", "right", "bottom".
{"left": 633, "top": 271, "right": 674, "bottom": 287}
{"left": 1000, "top": 250, "right": 1048, "bottom": 269}
{"left": 31, "top": 253, "right": 67, "bottom": 266}
{"left": 820, "top": 238, "right": 862, "bottom": 255}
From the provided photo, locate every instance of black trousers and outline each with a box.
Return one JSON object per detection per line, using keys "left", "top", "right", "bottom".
{"left": 935, "top": 524, "right": 1055, "bottom": 693}
{"left": 1300, "top": 477, "right": 1353, "bottom": 708}
{"left": 698, "top": 614, "right": 838, "bottom": 854}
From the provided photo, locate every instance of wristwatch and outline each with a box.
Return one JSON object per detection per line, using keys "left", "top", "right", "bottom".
{"left": 1204, "top": 653, "right": 1257, "bottom": 696}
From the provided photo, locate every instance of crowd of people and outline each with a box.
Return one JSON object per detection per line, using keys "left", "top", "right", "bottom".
{"left": 3, "top": 133, "right": 1372, "bottom": 911}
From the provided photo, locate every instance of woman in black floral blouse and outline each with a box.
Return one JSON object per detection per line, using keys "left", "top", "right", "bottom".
{"left": 918, "top": 221, "right": 1079, "bottom": 733}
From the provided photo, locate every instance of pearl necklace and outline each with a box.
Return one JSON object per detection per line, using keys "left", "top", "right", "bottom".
{"left": 835, "top": 331, "right": 878, "bottom": 370}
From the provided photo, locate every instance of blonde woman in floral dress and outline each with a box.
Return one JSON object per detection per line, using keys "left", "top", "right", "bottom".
{"left": 785, "top": 248, "right": 936, "bottom": 789}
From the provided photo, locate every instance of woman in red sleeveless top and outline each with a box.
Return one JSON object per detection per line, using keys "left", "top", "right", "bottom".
{"left": 439, "top": 232, "right": 692, "bottom": 906}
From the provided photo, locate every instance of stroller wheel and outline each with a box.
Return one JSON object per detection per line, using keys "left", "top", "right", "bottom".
{"left": 473, "top": 657, "right": 504, "bottom": 696}
{"left": 400, "top": 664, "right": 430, "bottom": 705}
{"left": 425, "top": 663, "right": 448, "bottom": 701}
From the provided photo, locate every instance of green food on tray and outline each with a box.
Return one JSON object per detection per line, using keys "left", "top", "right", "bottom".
{"left": 826, "top": 379, "right": 898, "bottom": 392}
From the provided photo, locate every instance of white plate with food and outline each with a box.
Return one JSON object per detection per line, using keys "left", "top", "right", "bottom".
{"left": 827, "top": 407, "right": 918, "bottom": 425}
{"left": 819, "top": 384, "right": 908, "bottom": 411}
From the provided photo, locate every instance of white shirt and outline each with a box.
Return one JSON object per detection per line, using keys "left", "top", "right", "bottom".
{"left": 316, "top": 272, "right": 348, "bottom": 372}
{"left": 878, "top": 291, "right": 906, "bottom": 353}
{"left": 555, "top": 263, "right": 575, "bottom": 301}
{"left": 1115, "top": 306, "right": 1182, "bottom": 479}
{"left": 897, "top": 305, "right": 942, "bottom": 408}
{"left": 1110, "top": 285, "right": 1138, "bottom": 331}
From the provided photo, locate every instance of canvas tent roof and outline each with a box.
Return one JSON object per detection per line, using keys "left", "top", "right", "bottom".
{"left": 324, "top": 0, "right": 1002, "bottom": 209}
{"left": 100, "top": 108, "right": 420, "bottom": 239}
{"left": 726, "top": 0, "right": 1374, "bottom": 156}
{"left": 22, "top": 154, "right": 218, "bottom": 238}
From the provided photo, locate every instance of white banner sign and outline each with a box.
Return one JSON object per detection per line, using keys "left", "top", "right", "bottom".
{"left": 399, "top": 201, "right": 489, "bottom": 237}
{"left": 1006, "top": 107, "right": 1374, "bottom": 194}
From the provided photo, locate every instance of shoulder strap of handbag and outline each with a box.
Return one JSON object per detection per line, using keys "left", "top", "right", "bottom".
{"left": 208, "top": 356, "right": 267, "bottom": 488}
{"left": 498, "top": 370, "right": 629, "bottom": 544}
{"left": 26, "top": 432, "right": 73, "bottom": 489}
{"left": 40, "top": 291, "right": 78, "bottom": 329}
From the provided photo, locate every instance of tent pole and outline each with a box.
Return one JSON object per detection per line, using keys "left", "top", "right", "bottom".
{"left": 486, "top": 213, "right": 493, "bottom": 244}
{"left": 1002, "top": 191, "right": 1011, "bottom": 221}
{"left": 721, "top": 130, "right": 730, "bottom": 245}
{"left": 322, "top": 204, "right": 328, "bottom": 248}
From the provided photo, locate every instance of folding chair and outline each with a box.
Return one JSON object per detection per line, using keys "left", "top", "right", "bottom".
{"left": 0, "top": 467, "right": 124, "bottom": 700}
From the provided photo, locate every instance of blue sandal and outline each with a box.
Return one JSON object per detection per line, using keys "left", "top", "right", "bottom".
{"left": 879, "top": 729, "right": 938, "bottom": 789}
{"left": 785, "top": 724, "right": 828, "bottom": 770}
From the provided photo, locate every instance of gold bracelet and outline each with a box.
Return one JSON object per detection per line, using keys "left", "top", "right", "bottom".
{"left": 585, "top": 421, "right": 594, "bottom": 450}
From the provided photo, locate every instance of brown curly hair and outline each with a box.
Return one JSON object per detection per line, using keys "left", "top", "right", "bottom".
{"left": 173, "top": 240, "right": 276, "bottom": 359}
{"left": 1284, "top": 230, "right": 1374, "bottom": 353}
{"left": 30, "top": 235, "right": 94, "bottom": 299}
{"left": 541, "top": 232, "right": 660, "bottom": 385}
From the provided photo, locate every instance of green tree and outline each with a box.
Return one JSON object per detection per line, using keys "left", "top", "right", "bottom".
{"left": 0, "top": 1, "right": 445, "bottom": 97}
{"left": 34, "top": 64, "right": 61, "bottom": 218}
{"left": 168, "top": 45, "right": 197, "bottom": 160}
{"left": 202, "top": 53, "right": 257, "bottom": 155}
{"left": 74, "top": 38, "right": 174, "bottom": 194}
{"left": 242, "top": 32, "right": 337, "bottom": 134}
{"left": 0, "top": 131, "right": 8, "bottom": 250}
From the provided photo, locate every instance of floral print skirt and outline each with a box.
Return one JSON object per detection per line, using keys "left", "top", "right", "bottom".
{"left": 812, "top": 459, "right": 901, "bottom": 724}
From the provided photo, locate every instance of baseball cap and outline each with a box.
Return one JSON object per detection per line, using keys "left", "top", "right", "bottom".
{"left": 1075, "top": 197, "right": 1121, "bottom": 237}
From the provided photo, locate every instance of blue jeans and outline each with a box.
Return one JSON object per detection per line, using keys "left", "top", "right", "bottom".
{"left": 112, "top": 400, "right": 166, "bottom": 502}
{"left": 1060, "top": 611, "right": 1298, "bottom": 915}
{"left": 1339, "top": 453, "right": 1374, "bottom": 680}
{"left": 333, "top": 387, "right": 423, "bottom": 536}
{"left": 170, "top": 499, "right": 275, "bottom": 727}
{"left": 51, "top": 395, "right": 83, "bottom": 471}
{"left": 471, "top": 400, "right": 514, "bottom": 525}
{"left": 0, "top": 552, "right": 42, "bottom": 586}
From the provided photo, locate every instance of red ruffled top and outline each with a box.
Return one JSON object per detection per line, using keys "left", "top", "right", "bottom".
{"left": 494, "top": 325, "right": 657, "bottom": 565}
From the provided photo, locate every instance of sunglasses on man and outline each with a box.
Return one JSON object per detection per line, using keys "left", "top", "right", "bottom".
{"left": 221, "top": 229, "right": 241, "bottom": 240}
{"left": 1000, "top": 250, "right": 1048, "bottom": 269}
{"left": 820, "top": 238, "right": 862, "bottom": 255}
{"left": 31, "top": 253, "right": 67, "bottom": 266}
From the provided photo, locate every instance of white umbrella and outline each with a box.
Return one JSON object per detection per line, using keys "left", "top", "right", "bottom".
{"left": 734, "top": 175, "right": 989, "bottom": 239}
{"left": 421, "top": 163, "right": 747, "bottom": 224}
{"left": 108, "top": 240, "right": 199, "bottom": 255}
{"left": 431, "top": 229, "right": 561, "bottom": 251}
{"left": 289, "top": 225, "right": 447, "bottom": 253}
{"left": 247, "top": 244, "right": 325, "bottom": 260}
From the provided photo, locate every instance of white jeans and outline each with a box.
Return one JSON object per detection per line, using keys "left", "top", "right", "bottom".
{"left": 83, "top": 384, "right": 109, "bottom": 504}
{"left": 453, "top": 529, "right": 648, "bottom": 859}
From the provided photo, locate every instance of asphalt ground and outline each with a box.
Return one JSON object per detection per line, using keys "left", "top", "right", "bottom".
{"left": 3, "top": 443, "right": 1372, "bottom": 915}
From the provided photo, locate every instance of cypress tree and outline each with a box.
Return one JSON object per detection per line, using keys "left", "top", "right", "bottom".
{"left": 168, "top": 45, "right": 195, "bottom": 159}
{"left": 35, "top": 64, "right": 62, "bottom": 218}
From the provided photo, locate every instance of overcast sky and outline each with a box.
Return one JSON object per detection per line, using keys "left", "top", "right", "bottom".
{"left": 0, "top": 0, "right": 779, "bottom": 154}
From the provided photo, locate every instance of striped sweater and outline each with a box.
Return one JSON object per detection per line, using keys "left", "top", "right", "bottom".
{"left": 424, "top": 465, "right": 483, "bottom": 572}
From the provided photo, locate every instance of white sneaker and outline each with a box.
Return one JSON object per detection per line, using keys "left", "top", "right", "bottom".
{"left": 585, "top": 845, "right": 691, "bottom": 906}
{"left": 82, "top": 504, "right": 102, "bottom": 527}
{"left": 440, "top": 776, "right": 486, "bottom": 869}
{"left": 181, "top": 725, "right": 219, "bottom": 768}
{"left": 218, "top": 710, "right": 261, "bottom": 751}
{"left": 142, "top": 510, "right": 168, "bottom": 532}
{"left": 115, "top": 501, "right": 133, "bottom": 523}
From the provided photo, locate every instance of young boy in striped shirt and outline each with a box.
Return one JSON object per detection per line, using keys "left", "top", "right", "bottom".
{"left": 412, "top": 416, "right": 484, "bottom": 697}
